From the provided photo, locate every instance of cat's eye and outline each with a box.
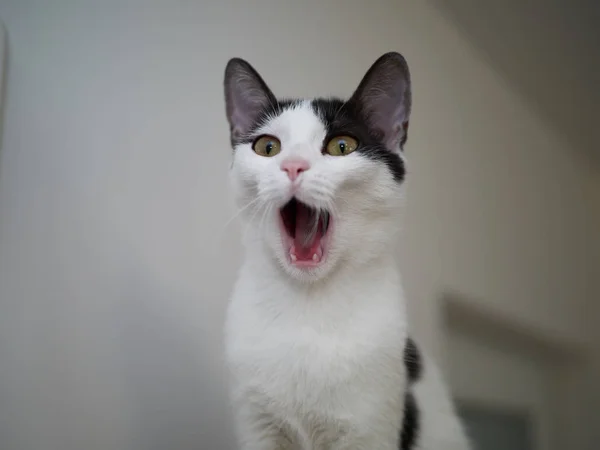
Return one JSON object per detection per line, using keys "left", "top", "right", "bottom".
{"left": 325, "top": 136, "right": 358, "bottom": 156}
{"left": 253, "top": 135, "right": 281, "bottom": 157}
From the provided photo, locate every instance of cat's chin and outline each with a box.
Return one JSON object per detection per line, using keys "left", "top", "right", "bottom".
{"left": 278, "top": 198, "right": 333, "bottom": 271}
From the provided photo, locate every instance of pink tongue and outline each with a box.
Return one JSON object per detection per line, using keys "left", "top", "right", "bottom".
{"left": 294, "top": 206, "right": 322, "bottom": 260}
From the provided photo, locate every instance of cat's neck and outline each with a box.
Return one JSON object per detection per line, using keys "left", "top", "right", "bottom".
{"left": 239, "top": 242, "right": 404, "bottom": 309}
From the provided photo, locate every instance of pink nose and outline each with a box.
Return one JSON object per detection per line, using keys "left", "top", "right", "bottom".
{"left": 281, "top": 159, "right": 310, "bottom": 181}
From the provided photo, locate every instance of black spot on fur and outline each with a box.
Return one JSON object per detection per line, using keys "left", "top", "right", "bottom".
{"left": 399, "top": 392, "right": 420, "bottom": 450}
{"left": 311, "top": 98, "right": 406, "bottom": 182}
{"left": 404, "top": 337, "right": 422, "bottom": 383}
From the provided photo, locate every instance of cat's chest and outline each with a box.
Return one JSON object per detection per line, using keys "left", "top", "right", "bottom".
{"left": 229, "top": 306, "right": 378, "bottom": 375}
{"left": 226, "top": 290, "right": 406, "bottom": 405}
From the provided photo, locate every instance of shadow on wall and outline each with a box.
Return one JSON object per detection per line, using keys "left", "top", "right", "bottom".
{"left": 428, "top": 0, "right": 600, "bottom": 165}
{"left": 440, "top": 291, "right": 590, "bottom": 450}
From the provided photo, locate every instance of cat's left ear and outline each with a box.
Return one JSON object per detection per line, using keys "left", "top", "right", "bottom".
{"left": 349, "top": 52, "right": 411, "bottom": 152}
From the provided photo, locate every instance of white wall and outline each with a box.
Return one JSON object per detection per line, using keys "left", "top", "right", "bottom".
{"left": 0, "top": 1, "right": 595, "bottom": 449}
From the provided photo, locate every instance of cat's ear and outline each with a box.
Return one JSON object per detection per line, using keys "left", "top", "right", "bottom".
{"left": 224, "top": 58, "right": 277, "bottom": 144}
{"left": 349, "top": 52, "right": 411, "bottom": 152}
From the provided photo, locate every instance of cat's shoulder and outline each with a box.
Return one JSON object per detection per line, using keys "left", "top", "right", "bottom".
{"left": 403, "top": 337, "right": 471, "bottom": 450}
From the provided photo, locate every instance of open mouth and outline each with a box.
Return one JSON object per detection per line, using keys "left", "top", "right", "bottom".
{"left": 279, "top": 198, "right": 331, "bottom": 267}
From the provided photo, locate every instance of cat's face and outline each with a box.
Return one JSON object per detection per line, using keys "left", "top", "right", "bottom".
{"left": 224, "top": 53, "right": 412, "bottom": 283}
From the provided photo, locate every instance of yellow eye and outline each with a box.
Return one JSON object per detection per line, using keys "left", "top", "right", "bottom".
{"left": 325, "top": 136, "right": 358, "bottom": 156}
{"left": 253, "top": 135, "right": 281, "bottom": 157}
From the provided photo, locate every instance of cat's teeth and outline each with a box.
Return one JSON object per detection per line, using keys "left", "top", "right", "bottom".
{"left": 312, "top": 253, "right": 319, "bottom": 262}
{"left": 290, "top": 253, "right": 297, "bottom": 262}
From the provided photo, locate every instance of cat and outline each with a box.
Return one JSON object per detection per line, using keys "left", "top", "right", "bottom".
{"left": 222, "top": 52, "right": 470, "bottom": 450}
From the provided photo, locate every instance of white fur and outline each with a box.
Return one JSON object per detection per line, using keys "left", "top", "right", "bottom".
{"left": 225, "top": 102, "right": 470, "bottom": 449}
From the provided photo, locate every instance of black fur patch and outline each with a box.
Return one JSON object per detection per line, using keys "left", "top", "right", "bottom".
{"left": 399, "top": 392, "right": 420, "bottom": 450}
{"left": 311, "top": 98, "right": 406, "bottom": 183}
{"left": 404, "top": 337, "right": 422, "bottom": 384}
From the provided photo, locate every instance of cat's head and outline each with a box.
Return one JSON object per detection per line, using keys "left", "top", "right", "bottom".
{"left": 223, "top": 52, "right": 411, "bottom": 283}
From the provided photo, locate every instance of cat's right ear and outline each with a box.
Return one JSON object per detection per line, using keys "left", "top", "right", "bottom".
{"left": 349, "top": 52, "right": 411, "bottom": 152}
{"left": 224, "top": 58, "right": 276, "bottom": 145}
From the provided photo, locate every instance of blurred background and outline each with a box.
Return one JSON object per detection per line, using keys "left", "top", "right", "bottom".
{"left": 0, "top": 1, "right": 598, "bottom": 449}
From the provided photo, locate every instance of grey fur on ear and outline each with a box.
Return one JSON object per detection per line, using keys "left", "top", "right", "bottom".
{"left": 349, "top": 52, "right": 412, "bottom": 152}
{"left": 224, "top": 58, "right": 277, "bottom": 144}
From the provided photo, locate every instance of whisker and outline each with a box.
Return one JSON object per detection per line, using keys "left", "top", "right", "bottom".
{"left": 216, "top": 197, "right": 265, "bottom": 245}
{"left": 259, "top": 203, "right": 273, "bottom": 232}
{"left": 222, "top": 196, "right": 262, "bottom": 230}
{"left": 247, "top": 197, "right": 268, "bottom": 226}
